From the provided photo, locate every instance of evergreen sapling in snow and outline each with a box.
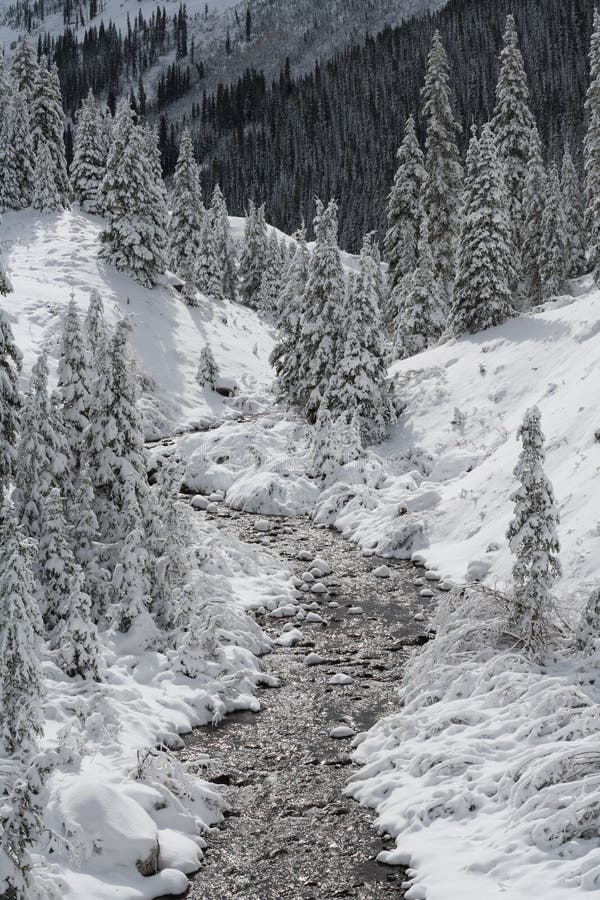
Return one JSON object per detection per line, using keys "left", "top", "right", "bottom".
{"left": 57, "top": 297, "right": 91, "bottom": 468}
{"left": 210, "top": 184, "right": 237, "bottom": 302}
{"left": 168, "top": 127, "right": 204, "bottom": 299}
{"left": 560, "top": 143, "right": 586, "bottom": 279}
{"left": 196, "top": 344, "right": 220, "bottom": 389}
{"left": 538, "top": 165, "right": 567, "bottom": 301}
{"left": 71, "top": 89, "right": 109, "bottom": 214}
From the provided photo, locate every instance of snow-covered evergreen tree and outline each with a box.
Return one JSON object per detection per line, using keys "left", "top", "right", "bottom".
{"left": 142, "top": 125, "right": 169, "bottom": 273}
{"left": 0, "top": 311, "right": 21, "bottom": 507}
{"left": 576, "top": 588, "right": 600, "bottom": 653}
{"left": 196, "top": 344, "right": 219, "bottom": 389}
{"left": 10, "top": 35, "right": 38, "bottom": 97}
{"left": 56, "top": 566, "right": 102, "bottom": 680}
{"left": 168, "top": 127, "right": 204, "bottom": 297}
{"left": 30, "top": 58, "right": 70, "bottom": 208}
{"left": 333, "top": 234, "right": 395, "bottom": 444}
{"left": 57, "top": 297, "right": 91, "bottom": 467}
{"left": 490, "top": 14, "right": 536, "bottom": 255}
{"left": 258, "top": 230, "right": 284, "bottom": 315}
{"left": 539, "top": 165, "right": 567, "bottom": 301}
{"left": 584, "top": 8, "right": 600, "bottom": 281}
{"left": 32, "top": 138, "right": 63, "bottom": 213}
{"left": 394, "top": 214, "right": 444, "bottom": 358}
{"left": 71, "top": 89, "right": 108, "bottom": 214}
{"left": 450, "top": 124, "right": 514, "bottom": 336}
{"left": 422, "top": 30, "right": 463, "bottom": 293}
{"left": 196, "top": 214, "right": 224, "bottom": 301}
{"left": 506, "top": 406, "right": 561, "bottom": 651}
{"left": 521, "top": 128, "right": 547, "bottom": 306}
{"left": 384, "top": 115, "right": 427, "bottom": 293}
{"left": 239, "top": 201, "right": 268, "bottom": 308}
{"left": 270, "top": 228, "right": 310, "bottom": 401}
{"left": 13, "top": 352, "right": 69, "bottom": 538}
{"left": 38, "top": 487, "right": 77, "bottom": 635}
{"left": 85, "top": 288, "right": 109, "bottom": 372}
{"left": 144, "top": 458, "right": 187, "bottom": 631}
{"left": 68, "top": 465, "right": 108, "bottom": 624}
{"left": 560, "top": 143, "right": 586, "bottom": 279}
{"left": 111, "top": 527, "right": 158, "bottom": 642}
{"left": 99, "top": 101, "right": 165, "bottom": 287}
{"left": 311, "top": 397, "right": 362, "bottom": 482}
{"left": 295, "top": 199, "right": 346, "bottom": 422}
{"left": 0, "top": 765, "right": 46, "bottom": 899}
{"left": 210, "top": 184, "right": 237, "bottom": 301}
{"left": 0, "top": 504, "right": 43, "bottom": 757}
{"left": 0, "top": 92, "right": 35, "bottom": 211}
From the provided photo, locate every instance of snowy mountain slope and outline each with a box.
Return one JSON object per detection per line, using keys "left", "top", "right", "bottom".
{"left": 1, "top": 209, "right": 276, "bottom": 437}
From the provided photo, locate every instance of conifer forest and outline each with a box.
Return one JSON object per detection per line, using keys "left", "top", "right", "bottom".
{"left": 0, "top": 1, "right": 600, "bottom": 898}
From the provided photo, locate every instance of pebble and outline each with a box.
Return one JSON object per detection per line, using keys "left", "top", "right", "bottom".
{"left": 190, "top": 495, "right": 210, "bottom": 510}
{"left": 348, "top": 606, "right": 364, "bottom": 615}
{"left": 419, "top": 588, "right": 434, "bottom": 598}
{"left": 424, "top": 571, "right": 442, "bottom": 581}
{"left": 274, "top": 629, "right": 304, "bottom": 647}
{"left": 438, "top": 581, "right": 454, "bottom": 592}
{"left": 295, "top": 608, "right": 306, "bottom": 621}
{"left": 206, "top": 502, "right": 219, "bottom": 514}
{"left": 290, "top": 576, "right": 304, "bottom": 588}
{"left": 329, "top": 725, "right": 356, "bottom": 739}
{"left": 254, "top": 519, "right": 272, "bottom": 532}
{"left": 312, "top": 558, "right": 332, "bottom": 576}
{"left": 302, "top": 572, "right": 315, "bottom": 584}
{"left": 296, "top": 550, "right": 315, "bottom": 561}
{"left": 210, "top": 490, "right": 225, "bottom": 501}
{"left": 328, "top": 601, "right": 339, "bottom": 609}
{"left": 269, "top": 605, "right": 297, "bottom": 618}
{"left": 413, "top": 612, "right": 425, "bottom": 622}
{"left": 327, "top": 674, "right": 354, "bottom": 686}
{"left": 310, "top": 582, "right": 328, "bottom": 595}
{"left": 373, "top": 565, "right": 391, "bottom": 578}
{"left": 304, "top": 653, "right": 325, "bottom": 666}
{"left": 305, "top": 612, "right": 325, "bottom": 624}
{"left": 413, "top": 578, "right": 424, "bottom": 586}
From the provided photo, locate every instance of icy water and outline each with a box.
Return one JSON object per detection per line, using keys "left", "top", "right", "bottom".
{"left": 176, "top": 505, "right": 439, "bottom": 900}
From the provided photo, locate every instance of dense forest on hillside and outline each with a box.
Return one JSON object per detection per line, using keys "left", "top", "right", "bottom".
{"left": 189, "top": 0, "right": 593, "bottom": 248}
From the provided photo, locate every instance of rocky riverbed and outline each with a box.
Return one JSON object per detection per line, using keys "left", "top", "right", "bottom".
{"left": 176, "top": 505, "right": 441, "bottom": 899}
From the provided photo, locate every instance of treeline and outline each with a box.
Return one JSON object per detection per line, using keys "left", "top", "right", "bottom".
{"left": 189, "top": 0, "right": 596, "bottom": 249}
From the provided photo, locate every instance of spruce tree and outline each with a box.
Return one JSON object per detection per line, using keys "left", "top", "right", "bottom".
{"left": 521, "top": 128, "right": 547, "bottom": 306}
{"left": 538, "top": 166, "right": 567, "bottom": 301}
{"left": 311, "top": 396, "right": 362, "bottom": 482}
{"left": 57, "top": 297, "right": 91, "bottom": 468}
{"left": 384, "top": 115, "right": 427, "bottom": 293}
{"left": 111, "top": 527, "right": 158, "bottom": 643}
{"left": 490, "top": 14, "right": 536, "bottom": 255}
{"left": 144, "top": 458, "right": 187, "bottom": 631}
{"left": 584, "top": 8, "right": 600, "bottom": 281}
{"left": 422, "top": 30, "right": 463, "bottom": 294}
{"left": 71, "top": 89, "right": 108, "bottom": 215}
{"left": 196, "top": 214, "right": 224, "bottom": 301}
{"left": 270, "top": 228, "right": 310, "bottom": 400}
{"left": 85, "top": 288, "right": 109, "bottom": 372}
{"left": 239, "top": 201, "right": 268, "bottom": 308}
{"left": 68, "top": 466, "right": 108, "bottom": 625}
{"left": 333, "top": 234, "right": 395, "bottom": 444}
{"left": 99, "top": 101, "right": 165, "bottom": 287}
{"left": 450, "top": 124, "right": 514, "bottom": 336}
{"left": 57, "top": 566, "right": 102, "bottom": 680}
{"left": 560, "top": 143, "right": 586, "bottom": 279}
{"left": 0, "top": 311, "right": 21, "bottom": 507}
{"left": 210, "top": 184, "right": 237, "bottom": 301}
{"left": 258, "top": 230, "right": 284, "bottom": 315}
{"left": 295, "top": 199, "right": 346, "bottom": 423}
{"left": 1, "top": 92, "right": 35, "bottom": 211}
{"left": 506, "top": 406, "right": 561, "bottom": 651}
{"left": 168, "top": 127, "right": 204, "bottom": 296}
{"left": 394, "top": 214, "right": 444, "bottom": 358}
{"left": 32, "top": 138, "right": 63, "bottom": 213}
{"left": 142, "top": 126, "right": 169, "bottom": 274}
{"left": 0, "top": 504, "right": 43, "bottom": 758}
{"left": 38, "top": 487, "right": 77, "bottom": 635}
{"left": 30, "top": 58, "right": 70, "bottom": 208}
{"left": 10, "top": 35, "right": 38, "bottom": 97}
{"left": 196, "top": 344, "right": 219, "bottom": 388}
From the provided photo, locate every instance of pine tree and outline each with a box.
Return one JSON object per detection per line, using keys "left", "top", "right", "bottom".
{"left": 0, "top": 92, "right": 35, "bottom": 212}
{"left": 144, "top": 458, "right": 187, "bottom": 631}
{"left": 210, "top": 184, "right": 237, "bottom": 301}
{"left": 422, "top": 31, "right": 463, "bottom": 294}
{"left": 560, "top": 143, "right": 586, "bottom": 279}
{"left": 490, "top": 14, "right": 536, "bottom": 255}
{"left": 13, "top": 353, "right": 69, "bottom": 539}
{"left": 196, "top": 344, "right": 219, "bottom": 389}
{"left": 538, "top": 166, "right": 567, "bottom": 301}
{"left": 521, "top": 128, "right": 547, "bottom": 306}
{"left": 85, "top": 288, "right": 109, "bottom": 372}
{"left": 56, "top": 566, "right": 102, "bottom": 680}
{"left": 38, "top": 487, "right": 77, "bottom": 635}
{"left": 449, "top": 124, "right": 514, "bottom": 336}
{"left": 333, "top": 234, "right": 395, "bottom": 444}
{"left": 71, "top": 89, "right": 108, "bottom": 214}
{"left": 394, "top": 214, "right": 444, "bottom": 358}
{"left": 32, "top": 138, "right": 64, "bottom": 213}
{"left": 270, "top": 228, "right": 310, "bottom": 400}
{"left": 584, "top": 8, "right": 600, "bottom": 281}
{"left": 0, "top": 505, "right": 43, "bottom": 758}
{"left": 0, "top": 765, "right": 45, "bottom": 899}
{"left": 311, "top": 397, "right": 362, "bottom": 482}
{"left": 68, "top": 466, "right": 108, "bottom": 625}
{"left": 168, "top": 127, "right": 204, "bottom": 295}
{"left": 384, "top": 115, "right": 427, "bottom": 293}
{"left": 239, "top": 201, "right": 268, "bottom": 308}
{"left": 99, "top": 101, "right": 165, "bottom": 287}
{"left": 295, "top": 200, "right": 346, "bottom": 423}
{"left": 506, "top": 406, "right": 561, "bottom": 651}
{"left": 258, "top": 230, "right": 284, "bottom": 315}
{"left": 111, "top": 527, "right": 158, "bottom": 642}
{"left": 10, "top": 36, "right": 38, "bottom": 97}
{"left": 142, "top": 126, "right": 169, "bottom": 273}
{"left": 0, "top": 311, "right": 21, "bottom": 507}
{"left": 58, "top": 297, "right": 91, "bottom": 467}
{"left": 30, "top": 58, "right": 70, "bottom": 208}
{"left": 196, "top": 214, "right": 224, "bottom": 302}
